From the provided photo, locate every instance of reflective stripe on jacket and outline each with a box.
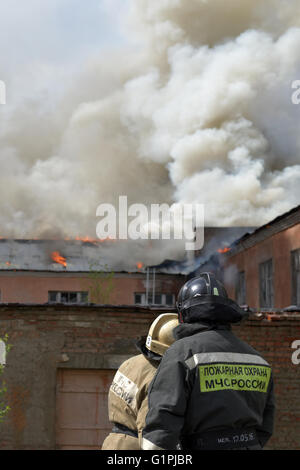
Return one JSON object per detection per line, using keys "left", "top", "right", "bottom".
{"left": 142, "top": 323, "right": 275, "bottom": 450}
{"left": 102, "top": 347, "right": 160, "bottom": 450}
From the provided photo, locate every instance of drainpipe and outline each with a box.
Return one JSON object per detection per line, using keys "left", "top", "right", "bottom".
{"left": 152, "top": 268, "right": 156, "bottom": 305}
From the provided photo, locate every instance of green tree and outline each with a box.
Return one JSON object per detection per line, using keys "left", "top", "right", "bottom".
{"left": 85, "top": 262, "right": 115, "bottom": 304}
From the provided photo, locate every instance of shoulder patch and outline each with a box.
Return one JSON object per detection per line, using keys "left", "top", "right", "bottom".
{"left": 110, "top": 370, "right": 139, "bottom": 409}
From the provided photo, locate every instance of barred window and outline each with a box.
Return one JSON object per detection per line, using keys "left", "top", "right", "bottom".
{"left": 48, "top": 291, "right": 88, "bottom": 304}
{"left": 259, "top": 259, "right": 274, "bottom": 308}
{"left": 134, "top": 292, "right": 175, "bottom": 306}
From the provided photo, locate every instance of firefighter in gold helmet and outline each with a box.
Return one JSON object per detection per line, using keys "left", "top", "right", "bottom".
{"left": 101, "top": 313, "right": 179, "bottom": 450}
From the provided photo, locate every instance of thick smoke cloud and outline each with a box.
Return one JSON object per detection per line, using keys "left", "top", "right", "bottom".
{"left": 0, "top": 0, "right": 300, "bottom": 264}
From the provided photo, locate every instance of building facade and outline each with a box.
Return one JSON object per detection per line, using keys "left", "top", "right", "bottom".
{"left": 0, "top": 239, "right": 184, "bottom": 307}
{"left": 221, "top": 206, "right": 300, "bottom": 310}
{"left": 0, "top": 270, "right": 183, "bottom": 307}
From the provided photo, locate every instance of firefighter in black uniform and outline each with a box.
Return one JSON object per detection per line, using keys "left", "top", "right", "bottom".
{"left": 142, "top": 273, "right": 275, "bottom": 450}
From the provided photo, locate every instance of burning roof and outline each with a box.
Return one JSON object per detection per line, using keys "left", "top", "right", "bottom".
{"left": 0, "top": 239, "right": 149, "bottom": 273}
{"left": 150, "top": 227, "right": 256, "bottom": 275}
{"left": 0, "top": 226, "right": 259, "bottom": 275}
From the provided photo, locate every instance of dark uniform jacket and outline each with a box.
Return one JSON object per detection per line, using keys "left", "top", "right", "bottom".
{"left": 102, "top": 338, "right": 161, "bottom": 450}
{"left": 142, "top": 322, "right": 275, "bottom": 450}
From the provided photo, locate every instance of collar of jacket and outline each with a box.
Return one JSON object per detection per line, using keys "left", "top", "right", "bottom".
{"left": 173, "top": 322, "right": 231, "bottom": 340}
{"left": 135, "top": 336, "right": 162, "bottom": 363}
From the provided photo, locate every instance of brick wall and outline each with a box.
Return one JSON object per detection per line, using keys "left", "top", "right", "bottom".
{"left": 0, "top": 304, "right": 157, "bottom": 449}
{"left": 0, "top": 305, "right": 299, "bottom": 450}
{"left": 233, "top": 314, "right": 300, "bottom": 450}
{"left": 0, "top": 272, "right": 184, "bottom": 304}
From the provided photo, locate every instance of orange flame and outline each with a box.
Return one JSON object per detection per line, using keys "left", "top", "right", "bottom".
{"left": 74, "top": 236, "right": 116, "bottom": 243}
{"left": 75, "top": 236, "right": 97, "bottom": 243}
{"left": 217, "top": 247, "right": 231, "bottom": 254}
{"left": 51, "top": 251, "right": 67, "bottom": 267}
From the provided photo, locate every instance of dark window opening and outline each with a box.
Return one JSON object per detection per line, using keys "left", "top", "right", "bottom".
{"left": 259, "top": 259, "right": 274, "bottom": 308}
{"left": 236, "top": 271, "right": 246, "bottom": 306}
{"left": 134, "top": 292, "right": 175, "bottom": 306}
{"left": 291, "top": 249, "right": 300, "bottom": 305}
{"left": 48, "top": 291, "right": 89, "bottom": 304}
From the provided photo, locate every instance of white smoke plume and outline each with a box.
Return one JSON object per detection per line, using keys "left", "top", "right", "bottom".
{"left": 0, "top": 0, "right": 300, "bottom": 264}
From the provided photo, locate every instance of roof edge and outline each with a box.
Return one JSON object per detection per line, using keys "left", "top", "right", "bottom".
{"left": 225, "top": 204, "right": 300, "bottom": 257}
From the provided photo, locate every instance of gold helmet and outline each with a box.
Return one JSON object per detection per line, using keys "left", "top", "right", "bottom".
{"left": 145, "top": 313, "right": 179, "bottom": 356}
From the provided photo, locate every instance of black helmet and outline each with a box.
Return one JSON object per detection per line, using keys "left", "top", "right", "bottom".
{"left": 176, "top": 272, "right": 247, "bottom": 324}
{"left": 177, "top": 272, "right": 228, "bottom": 310}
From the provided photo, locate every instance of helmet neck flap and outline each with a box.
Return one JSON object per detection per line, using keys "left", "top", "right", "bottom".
{"left": 180, "top": 294, "right": 248, "bottom": 324}
{"left": 135, "top": 336, "right": 162, "bottom": 363}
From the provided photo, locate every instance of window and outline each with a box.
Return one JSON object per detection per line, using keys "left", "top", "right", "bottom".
{"left": 48, "top": 291, "right": 88, "bottom": 304}
{"left": 165, "top": 293, "right": 174, "bottom": 306}
{"left": 134, "top": 293, "right": 143, "bottom": 305}
{"left": 235, "top": 271, "right": 246, "bottom": 306}
{"left": 134, "top": 292, "right": 175, "bottom": 306}
{"left": 259, "top": 259, "right": 274, "bottom": 308}
{"left": 291, "top": 249, "right": 300, "bottom": 305}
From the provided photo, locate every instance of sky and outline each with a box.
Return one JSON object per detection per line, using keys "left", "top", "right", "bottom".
{"left": 0, "top": 0, "right": 127, "bottom": 62}
{"left": 0, "top": 0, "right": 129, "bottom": 95}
